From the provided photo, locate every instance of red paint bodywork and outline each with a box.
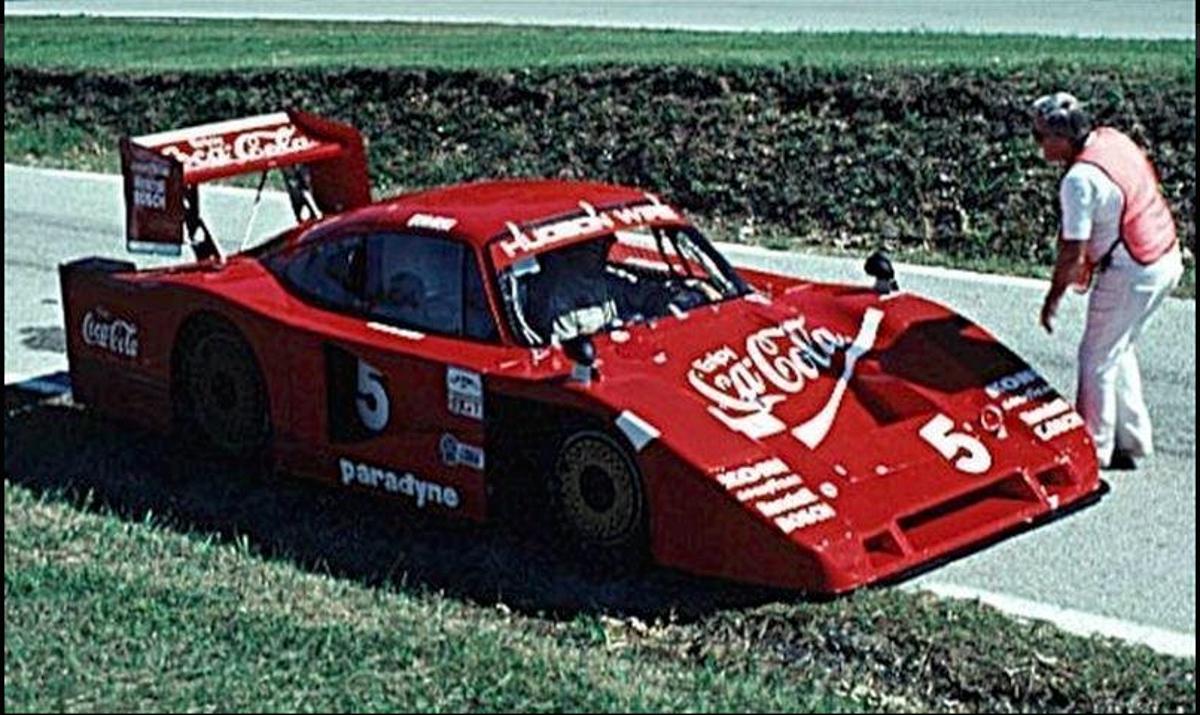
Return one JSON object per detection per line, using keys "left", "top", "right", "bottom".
{"left": 61, "top": 120, "right": 1102, "bottom": 594}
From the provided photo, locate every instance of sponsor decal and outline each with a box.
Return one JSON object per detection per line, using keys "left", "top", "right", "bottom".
{"left": 81, "top": 308, "right": 139, "bottom": 358}
{"left": 367, "top": 322, "right": 425, "bottom": 340}
{"left": 130, "top": 158, "right": 170, "bottom": 210}
{"left": 792, "top": 309, "right": 883, "bottom": 448}
{"left": 985, "top": 370, "right": 1084, "bottom": 442}
{"left": 446, "top": 366, "right": 484, "bottom": 420}
{"left": 498, "top": 199, "right": 679, "bottom": 259}
{"left": 985, "top": 368, "right": 1041, "bottom": 400}
{"left": 774, "top": 502, "right": 838, "bottom": 534}
{"left": 687, "top": 308, "right": 883, "bottom": 449}
{"left": 714, "top": 457, "right": 840, "bottom": 535}
{"left": 756, "top": 486, "right": 820, "bottom": 517}
{"left": 716, "top": 456, "right": 790, "bottom": 489}
{"left": 160, "top": 124, "right": 315, "bottom": 172}
{"left": 986, "top": 368, "right": 1056, "bottom": 411}
{"left": 439, "top": 433, "right": 486, "bottom": 471}
{"left": 978, "top": 404, "right": 1007, "bottom": 439}
{"left": 338, "top": 457, "right": 461, "bottom": 510}
{"left": 407, "top": 213, "right": 458, "bottom": 232}
{"left": 734, "top": 474, "right": 804, "bottom": 502}
{"left": 1018, "top": 397, "right": 1071, "bottom": 427}
{"left": 1031, "top": 411, "right": 1085, "bottom": 442}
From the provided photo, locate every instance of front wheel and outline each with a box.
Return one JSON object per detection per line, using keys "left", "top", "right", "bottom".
{"left": 549, "top": 430, "right": 648, "bottom": 563}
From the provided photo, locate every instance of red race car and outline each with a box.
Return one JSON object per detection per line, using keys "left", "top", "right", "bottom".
{"left": 60, "top": 110, "right": 1103, "bottom": 593}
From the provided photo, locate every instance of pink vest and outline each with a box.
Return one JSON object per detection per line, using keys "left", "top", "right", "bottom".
{"left": 1073, "top": 127, "right": 1178, "bottom": 265}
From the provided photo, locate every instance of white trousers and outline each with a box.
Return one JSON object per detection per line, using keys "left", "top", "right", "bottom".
{"left": 1076, "top": 248, "right": 1183, "bottom": 463}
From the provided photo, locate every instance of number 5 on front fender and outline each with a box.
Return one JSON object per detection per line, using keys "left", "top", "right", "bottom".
{"left": 919, "top": 413, "right": 992, "bottom": 475}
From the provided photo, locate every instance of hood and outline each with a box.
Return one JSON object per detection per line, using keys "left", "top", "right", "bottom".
{"left": 573, "top": 284, "right": 1100, "bottom": 591}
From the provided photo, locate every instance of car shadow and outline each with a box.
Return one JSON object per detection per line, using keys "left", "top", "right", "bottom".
{"left": 4, "top": 382, "right": 795, "bottom": 622}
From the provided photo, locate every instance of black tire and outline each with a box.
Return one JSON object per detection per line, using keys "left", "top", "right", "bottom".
{"left": 175, "top": 317, "right": 270, "bottom": 460}
{"left": 549, "top": 430, "right": 648, "bottom": 563}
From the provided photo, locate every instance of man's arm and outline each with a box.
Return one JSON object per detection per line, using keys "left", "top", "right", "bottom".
{"left": 1042, "top": 169, "right": 1096, "bottom": 334}
{"left": 1040, "top": 238, "right": 1087, "bottom": 333}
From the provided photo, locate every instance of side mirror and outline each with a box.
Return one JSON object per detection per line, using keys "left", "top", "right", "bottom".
{"left": 864, "top": 250, "right": 898, "bottom": 295}
{"left": 561, "top": 334, "right": 597, "bottom": 384}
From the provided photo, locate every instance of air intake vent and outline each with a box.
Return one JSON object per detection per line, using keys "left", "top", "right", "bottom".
{"left": 897, "top": 472, "right": 1040, "bottom": 553}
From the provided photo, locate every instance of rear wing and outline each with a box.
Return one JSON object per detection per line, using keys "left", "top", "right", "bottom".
{"left": 119, "top": 110, "right": 370, "bottom": 258}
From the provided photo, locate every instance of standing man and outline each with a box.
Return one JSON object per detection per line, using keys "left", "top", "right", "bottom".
{"left": 1032, "top": 91, "right": 1183, "bottom": 470}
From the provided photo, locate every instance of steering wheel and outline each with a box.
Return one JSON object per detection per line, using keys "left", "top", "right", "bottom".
{"left": 663, "top": 278, "right": 707, "bottom": 312}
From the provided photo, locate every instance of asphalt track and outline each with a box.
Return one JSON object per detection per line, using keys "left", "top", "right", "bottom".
{"left": 4, "top": 0, "right": 1195, "bottom": 39}
{"left": 4, "top": 164, "right": 1195, "bottom": 656}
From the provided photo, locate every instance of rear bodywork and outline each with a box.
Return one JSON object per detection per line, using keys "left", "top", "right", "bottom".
{"left": 60, "top": 112, "right": 1102, "bottom": 594}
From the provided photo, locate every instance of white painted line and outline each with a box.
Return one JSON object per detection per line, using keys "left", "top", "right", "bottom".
{"left": 718, "top": 240, "right": 1052, "bottom": 290}
{"left": 912, "top": 581, "right": 1195, "bottom": 659}
{"left": 720, "top": 241, "right": 1195, "bottom": 308}
{"left": 6, "top": 164, "right": 1192, "bottom": 312}
{"left": 4, "top": 163, "right": 290, "bottom": 201}
{"left": 5, "top": 370, "right": 72, "bottom": 396}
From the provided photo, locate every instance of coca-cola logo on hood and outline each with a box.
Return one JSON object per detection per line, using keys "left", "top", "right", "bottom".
{"left": 82, "top": 308, "right": 140, "bottom": 358}
{"left": 686, "top": 308, "right": 884, "bottom": 448}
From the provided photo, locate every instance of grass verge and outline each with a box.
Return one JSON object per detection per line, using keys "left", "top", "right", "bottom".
{"left": 4, "top": 18, "right": 1194, "bottom": 296}
{"left": 4, "top": 17, "right": 1194, "bottom": 73}
{"left": 4, "top": 388, "right": 1196, "bottom": 712}
{"left": 5, "top": 482, "right": 845, "bottom": 712}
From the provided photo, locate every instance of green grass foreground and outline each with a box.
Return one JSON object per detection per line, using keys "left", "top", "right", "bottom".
{"left": 5, "top": 474, "right": 1196, "bottom": 713}
{"left": 4, "top": 389, "right": 1196, "bottom": 712}
{"left": 4, "top": 16, "right": 1194, "bottom": 73}
{"left": 3, "top": 482, "right": 847, "bottom": 712}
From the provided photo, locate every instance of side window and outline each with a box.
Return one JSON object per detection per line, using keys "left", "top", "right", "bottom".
{"left": 276, "top": 235, "right": 366, "bottom": 310}
{"left": 464, "top": 251, "right": 499, "bottom": 341}
{"left": 367, "top": 233, "right": 465, "bottom": 335}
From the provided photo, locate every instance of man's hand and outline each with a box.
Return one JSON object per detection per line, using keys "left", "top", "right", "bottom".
{"left": 1041, "top": 238, "right": 1086, "bottom": 334}
{"left": 1040, "top": 294, "right": 1059, "bottom": 333}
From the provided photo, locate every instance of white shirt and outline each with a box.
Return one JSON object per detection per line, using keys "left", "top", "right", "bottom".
{"left": 1060, "top": 156, "right": 1134, "bottom": 269}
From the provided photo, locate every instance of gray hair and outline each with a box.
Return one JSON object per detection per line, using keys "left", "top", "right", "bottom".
{"left": 1030, "top": 91, "right": 1092, "bottom": 144}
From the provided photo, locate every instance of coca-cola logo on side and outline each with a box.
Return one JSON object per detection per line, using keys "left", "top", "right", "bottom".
{"left": 82, "top": 308, "right": 140, "bottom": 358}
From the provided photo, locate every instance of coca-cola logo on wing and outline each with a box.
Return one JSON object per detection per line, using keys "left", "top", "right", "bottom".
{"left": 687, "top": 315, "right": 852, "bottom": 440}
{"left": 160, "top": 125, "right": 315, "bottom": 171}
{"left": 82, "top": 308, "right": 139, "bottom": 358}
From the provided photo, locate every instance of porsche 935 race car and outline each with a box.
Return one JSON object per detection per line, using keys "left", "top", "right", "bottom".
{"left": 60, "top": 110, "right": 1103, "bottom": 593}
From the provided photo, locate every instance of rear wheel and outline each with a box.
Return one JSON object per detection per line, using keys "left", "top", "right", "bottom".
{"left": 549, "top": 430, "right": 647, "bottom": 563}
{"left": 175, "top": 317, "right": 270, "bottom": 459}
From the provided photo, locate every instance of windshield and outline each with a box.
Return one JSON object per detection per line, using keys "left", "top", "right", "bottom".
{"left": 497, "top": 225, "right": 749, "bottom": 346}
